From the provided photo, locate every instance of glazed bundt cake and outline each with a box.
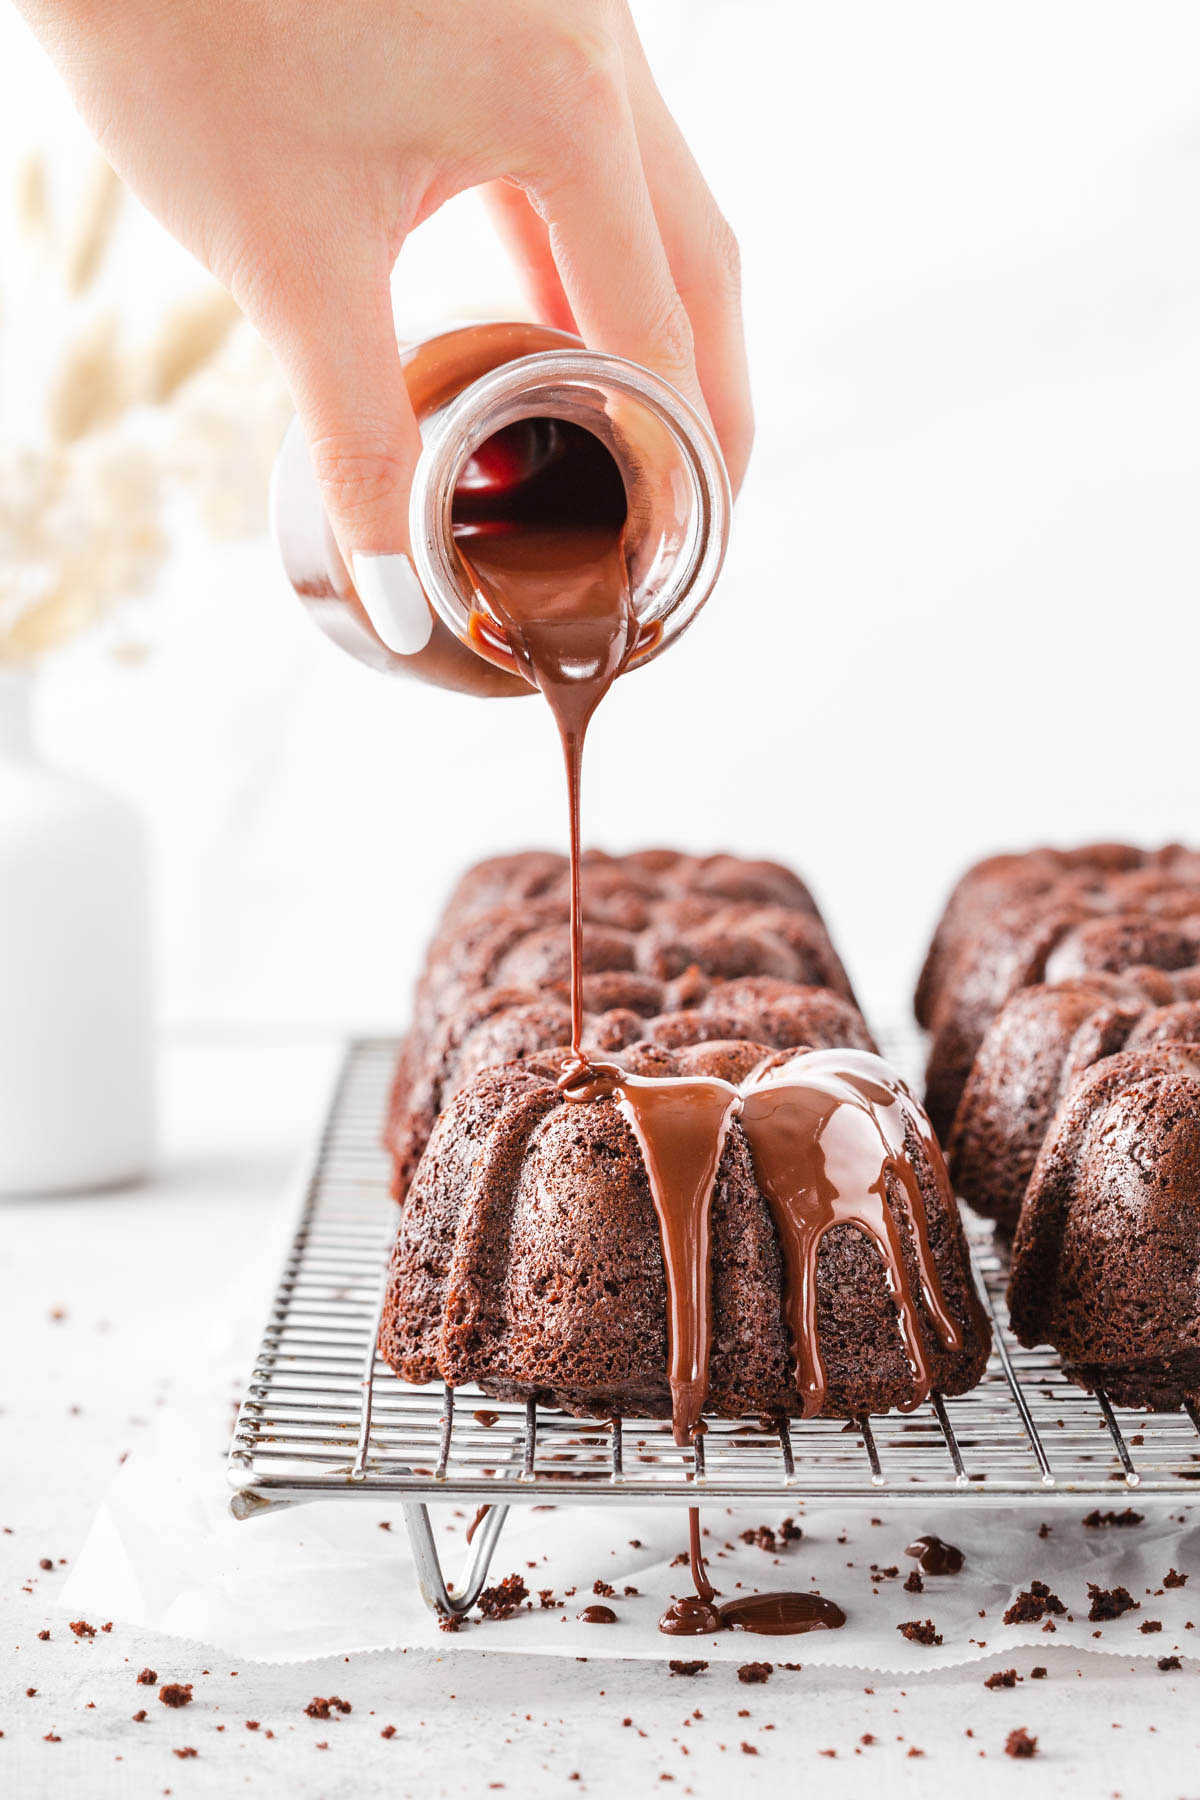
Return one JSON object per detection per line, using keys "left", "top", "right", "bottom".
{"left": 378, "top": 1039, "right": 990, "bottom": 1427}
{"left": 948, "top": 972, "right": 1200, "bottom": 1235}
{"left": 1007, "top": 1046, "right": 1200, "bottom": 1410}
{"left": 378, "top": 849, "right": 990, "bottom": 1429}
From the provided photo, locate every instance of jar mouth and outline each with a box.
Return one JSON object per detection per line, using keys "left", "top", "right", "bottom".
{"left": 408, "top": 350, "right": 730, "bottom": 675}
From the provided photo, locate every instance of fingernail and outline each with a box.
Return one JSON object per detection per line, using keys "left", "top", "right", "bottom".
{"left": 352, "top": 553, "right": 434, "bottom": 655}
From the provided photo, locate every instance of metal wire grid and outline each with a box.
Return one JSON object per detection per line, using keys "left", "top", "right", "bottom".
{"left": 229, "top": 1035, "right": 1200, "bottom": 1537}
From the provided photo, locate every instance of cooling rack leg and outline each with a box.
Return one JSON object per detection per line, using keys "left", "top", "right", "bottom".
{"left": 403, "top": 1502, "right": 511, "bottom": 1618}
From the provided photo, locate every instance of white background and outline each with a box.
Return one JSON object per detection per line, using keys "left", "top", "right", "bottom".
{"left": 4, "top": 0, "right": 1198, "bottom": 1034}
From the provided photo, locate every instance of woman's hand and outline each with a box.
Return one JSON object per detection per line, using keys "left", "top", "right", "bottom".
{"left": 17, "top": 0, "right": 752, "bottom": 576}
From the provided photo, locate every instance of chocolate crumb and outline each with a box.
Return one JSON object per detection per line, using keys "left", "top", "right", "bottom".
{"left": 740, "top": 1743, "right": 759, "bottom": 1755}
{"left": 158, "top": 1685, "right": 193, "bottom": 1709}
{"left": 740, "top": 1526, "right": 777, "bottom": 1552}
{"left": 1003, "top": 1582, "right": 1065, "bottom": 1626}
{"left": 903, "top": 1570, "right": 924, "bottom": 1594}
{"left": 737, "top": 1662, "right": 772, "bottom": 1684}
{"left": 380, "top": 1725, "right": 396, "bottom": 1738}
{"left": 984, "top": 1670, "right": 1018, "bottom": 1689}
{"left": 69, "top": 1620, "right": 96, "bottom": 1638}
{"left": 137, "top": 1670, "right": 158, "bottom": 1686}
{"left": 1005, "top": 1728, "right": 1038, "bottom": 1759}
{"left": 1164, "top": 1569, "right": 1188, "bottom": 1588}
{"left": 304, "top": 1697, "right": 351, "bottom": 1719}
{"left": 132, "top": 1712, "right": 147, "bottom": 1723}
{"left": 173, "top": 1748, "right": 198, "bottom": 1760}
{"left": 898, "top": 1620, "right": 942, "bottom": 1646}
{"left": 1087, "top": 1584, "right": 1138, "bottom": 1622}
{"left": 37, "top": 1630, "right": 49, "bottom": 1641}
{"left": 1157, "top": 1656, "right": 1182, "bottom": 1671}
{"left": 592, "top": 1580, "right": 615, "bottom": 1598}
{"left": 438, "top": 1613, "right": 464, "bottom": 1633}
{"left": 1139, "top": 1620, "right": 1163, "bottom": 1634}
{"left": 1082, "top": 1507, "right": 1143, "bottom": 1529}
{"left": 38, "top": 1558, "right": 53, "bottom": 1571}
{"left": 668, "top": 1661, "right": 707, "bottom": 1677}
{"left": 476, "top": 1574, "right": 529, "bottom": 1621}
{"left": 1030, "top": 1667, "right": 1047, "bottom": 1680}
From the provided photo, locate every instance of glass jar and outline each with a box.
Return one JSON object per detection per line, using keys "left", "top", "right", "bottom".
{"left": 271, "top": 322, "right": 730, "bottom": 697}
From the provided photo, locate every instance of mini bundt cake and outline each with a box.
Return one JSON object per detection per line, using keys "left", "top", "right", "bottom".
{"left": 921, "top": 874, "right": 1200, "bottom": 1136}
{"left": 378, "top": 1040, "right": 991, "bottom": 1426}
{"left": 387, "top": 974, "right": 876, "bottom": 1201}
{"left": 915, "top": 842, "right": 1149, "bottom": 1031}
{"left": 948, "top": 973, "right": 1200, "bottom": 1234}
{"left": 1008, "top": 1046, "right": 1200, "bottom": 1409}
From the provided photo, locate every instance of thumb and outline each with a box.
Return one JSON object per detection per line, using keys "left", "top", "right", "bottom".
{"left": 269, "top": 270, "right": 431, "bottom": 657}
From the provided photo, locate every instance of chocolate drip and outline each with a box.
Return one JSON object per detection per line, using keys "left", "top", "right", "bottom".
{"left": 738, "top": 1048, "right": 965, "bottom": 1417}
{"left": 905, "top": 1533, "right": 964, "bottom": 1574}
{"left": 563, "top": 1047, "right": 967, "bottom": 1442}
{"left": 464, "top": 1504, "right": 490, "bottom": 1545}
{"left": 615, "top": 1078, "right": 741, "bottom": 1445}
{"left": 577, "top": 1604, "right": 618, "bottom": 1624}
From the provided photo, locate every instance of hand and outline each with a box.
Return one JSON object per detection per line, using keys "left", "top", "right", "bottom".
{"left": 17, "top": 0, "right": 752, "bottom": 576}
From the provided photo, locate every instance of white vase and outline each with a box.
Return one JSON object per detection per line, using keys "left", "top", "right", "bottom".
{"left": 0, "top": 667, "right": 155, "bottom": 1194}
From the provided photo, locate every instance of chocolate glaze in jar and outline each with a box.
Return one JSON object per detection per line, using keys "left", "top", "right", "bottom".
{"left": 272, "top": 321, "right": 729, "bottom": 701}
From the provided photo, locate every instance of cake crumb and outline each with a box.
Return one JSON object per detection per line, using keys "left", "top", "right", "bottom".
{"left": 1005, "top": 1729, "right": 1038, "bottom": 1759}
{"left": 668, "top": 1661, "right": 707, "bottom": 1677}
{"left": 476, "top": 1574, "right": 529, "bottom": 1621}
{"left": 984, "top": 1670, "right": 1018, "bottom": 1689}
{"left": 737, "top": 1663, "right": 772, "bottom": 1684}
{"left": 1003, "top": 1582, "right": 1065, "bottom": 1625}
{"left": 897, "top": 1620, "right": 942, "bottom": 1646}
{"left": 1087, "top": 1584, "right": 1138, "bottom": 1622}
{"left": 304, "top": 1697, "right": 351, "bottom": 1720}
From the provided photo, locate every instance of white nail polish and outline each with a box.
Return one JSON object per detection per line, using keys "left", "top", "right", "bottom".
{"left": 352, "top": 553, "right": 434, "bottom": 655}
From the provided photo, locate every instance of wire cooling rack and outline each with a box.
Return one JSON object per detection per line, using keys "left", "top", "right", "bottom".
{"left": 228, "top": 1034, "right": 1200, "bottom": 1615}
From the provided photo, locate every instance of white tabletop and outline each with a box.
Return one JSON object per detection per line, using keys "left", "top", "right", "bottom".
{"left": 1, "top": 1035, "right": 1196, "bottom": 1798}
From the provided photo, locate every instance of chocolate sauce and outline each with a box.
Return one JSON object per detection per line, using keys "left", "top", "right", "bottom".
{"left": 465, "top": 1505, "right": 490, "bottom": 1546}
{"left": 446, "top": 360, "right": 967, "bottom": 1646}
{"left": 577, "top": 1604, "right": 618, "bottom": 1624}
{"left": 473, "top": 1409, "right": 499, "bottom": 1428}
{"left": 453, "top": 423, "right": 636, "bottom": 1051}
{"left": 905, "top": 1533, "right": 964, "bottom": 1574}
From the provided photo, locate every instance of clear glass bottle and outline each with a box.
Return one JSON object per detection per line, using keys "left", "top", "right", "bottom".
{"left": 271, "top": 322, "right": 730, "bottom": 697}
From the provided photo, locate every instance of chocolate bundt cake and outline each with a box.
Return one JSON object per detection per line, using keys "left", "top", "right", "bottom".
{"left": 387, "top": 974, "right": 876, "bottom": 1202}
{"left": 914, "top": 843, "right": 1152, "bottom": 1031}
{"left": 1008, "top": 1046, "right": 1200, "bottom": 1409}
{"left": 948, "top": 973, "right": 1200, "bottom": 1234}
{"left": 921, "top": 862, "right": 1200, "bottom": 1137}
{"left": 378, "top": 1040, "right": 991, "bottom": 1426}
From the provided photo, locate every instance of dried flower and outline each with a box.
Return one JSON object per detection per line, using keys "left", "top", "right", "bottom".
{"left": 1, "top": 147, "right": 291, "bottom": 664}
